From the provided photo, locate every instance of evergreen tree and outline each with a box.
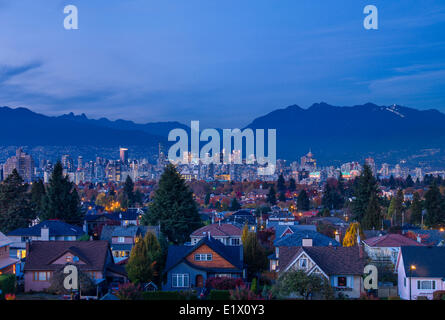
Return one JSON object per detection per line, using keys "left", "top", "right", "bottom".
{"left": 387, "top": 189, "right": 404, "bottom": 226}
{"left": 30, "top": 178, "right": 46, "bottom": 214}
{"left": 0, "top": 170, "right": 35, "bottom": 233}
{"left": 410, "top": 192, "right": 422, "bottom": 225}
{"left": 142, "top": 164, "right": 202, "bottom": 244}
{"left": 277, "top": 174, "right": 286, "bottom": 192}
{"left": 278, "top": 192, "right": 286, "bottom": 202}
{"left": 41, "top": 162, "right": 83, "bottom": 224}
{"left": 351, "top": 164, "right": 379, "bottom": 223}
{"left": 204, "top": 193, "right": 211, "bottom": 206}
{"left": 424, "top": 183, "right": 444, "bottom": 227}
{"left": 405, "top": 175, "right": 414, "bottom": 188}
{"left": 388, "top": 175, "right": 396, "bottom": 189}
{"left": 267, "top": 186, "right": 277, "bottom": 205}
{"left": 289, "top": 178, "right": 296, "bottom": 192}
{"left": 297, "top": 189, "right": 310, "bottom": 211}
{"left": 362, "top": 194, "right": 382, "bottom": 230}
{"left": 123, "top": 175, "right": 135, "bottom": 208}
{"left": 229, "top": 197, "right": 241, "bottom": 211}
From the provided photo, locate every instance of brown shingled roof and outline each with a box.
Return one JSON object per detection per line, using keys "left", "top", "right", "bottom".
{"left": 24, "top": 241, "right": 110, "bottom": 272}
{"left": 191, "top": 223, "right": 242, "bottom": 237}
{"left": 279, "top": 246, "right": 365, "bottom": 275}
{"left": 363, "top": 233, "right": 424, "bottom": 247}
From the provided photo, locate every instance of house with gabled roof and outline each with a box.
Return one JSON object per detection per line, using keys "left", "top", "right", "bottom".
{"left": 100, "top": 225, "right": 160, "bottom": 263}
{"left": 277, "top": 246, "right": 366, "bottom": 299}
{"left": 23, "top": 240, "right": 127, "bottom": 293}
{"left": 269, "top": 229, "right": 340, "bottom": 272}
{"left": 7, "top": 219, "right": 86, "bottom": 260}
{"left": 396, "top": 246, "right": 445, "bottom": 300}
{"left": 363, "top": 233, "right": 423, "bottom": 265}
{"left": 163, "top": 235, "right": 245, "bottom": 291}
{"left": 190, "top": 223, "right": 242, "bottom": 246}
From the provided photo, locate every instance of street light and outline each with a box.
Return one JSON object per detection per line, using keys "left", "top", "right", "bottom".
{"left": 410, "top": 265, "right": 416, "bottom": 300}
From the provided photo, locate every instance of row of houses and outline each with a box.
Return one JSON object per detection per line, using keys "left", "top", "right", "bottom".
{"left": 1, "top": 207, "right": 445, "bottom": 299}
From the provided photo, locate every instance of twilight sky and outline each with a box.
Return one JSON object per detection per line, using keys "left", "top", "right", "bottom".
{"left": 0, "top": 0, "right": 444, "bottom": 127}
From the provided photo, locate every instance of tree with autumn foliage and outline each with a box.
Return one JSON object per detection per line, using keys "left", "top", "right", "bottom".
{"left": 126, "top": 231, "right": 162, "bottom": 285}
{"left": 342, "top": 222, "right": 365, "bottom": 247}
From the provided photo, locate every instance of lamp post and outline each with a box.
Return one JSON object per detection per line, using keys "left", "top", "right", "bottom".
{"left": 410, "top": 265, "right": 416, "bottom": 300}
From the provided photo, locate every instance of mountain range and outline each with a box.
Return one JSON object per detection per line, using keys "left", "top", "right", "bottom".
{"left": 1, "top": 103, "right": 445, "bottom": 165}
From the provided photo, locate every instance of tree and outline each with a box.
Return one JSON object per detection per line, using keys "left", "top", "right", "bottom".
{"left": 142, "top": 164, "right": 202, "bottom": 244}
{"left": 0, "top": 170, "right": 35, "bottom": 233}
{"left": 424, "top": 183, "right": 444, "bottom": 227}
{"left": 405, "top": 175, "right": 414, "bottom": 188}
{"left": 289, "top": 178, "right": 296, "bottom": 192}
{"left": 267, "top": 186, "right": 276, "bottom": 205}
{"left": 277, "top": 174, "right": 286, "bottom": 192}
{"left": 342, "top": 222, "right": 365, "bottom": 247}
{"left": 352, "top": 164, "right": 379, "bottom": 222}
{"left": 123, "top": 175, "right": 135, "bottom": 208}
{"left": 229, "top": 198, "right": 241, "bottom": 211}
{"left": 387, "top": 189, "right": 404, "bottom": 226}
{"left": 41, "top": 162, "right": 83, "bottom": 224}
{"left": 278, "top": 192, "right": 286, "bottom": 202}
{"left": 241, "top": 223, "right": 249, "bottom": 245}
{"left": 297, "top": 190, "right": 310, "bottom": 211}
{"left": 126, "top": 231, "right": 162, "bottom": 285}
{"left": 410, "top": 192, "right": 422, "bottom": 225}
{"left": 243, "top": 231, "right": 268, "bottom": 278}
{"left": 30, "top": 179, "right": 46, "bottom": 214}
{"left": 204, "top": 193, "right": 211, "bottom": 206}
{"left": 321, "top": 180, "right": 343, "bottom": 210}
{"left": 362, "top": 194, "right": 382, "bottom": 230}
{"left": 48, "top": 265, "right": 96, "bottom": 296}
{"left": 273, "top": 270, "right": 333, "bottom": 300}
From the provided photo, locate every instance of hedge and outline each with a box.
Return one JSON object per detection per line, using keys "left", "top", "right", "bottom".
{"left": 209, "top": 290, "right": 231, "bottom": 300}
{"left": 433, "top": 291, "right": 445, "bottom": 300}
{"left": 142, "top": 291, "right": 198, "bottom": 300}
{"left": 0, "top": 274, "right": 16, "bottom": 299}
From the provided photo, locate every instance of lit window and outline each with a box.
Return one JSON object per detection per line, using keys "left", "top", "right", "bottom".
{"left": 118, "top": 237, "right": 125, "bottom": 243}
{"left": 337, "top": 276, "right": 347, "bottom": 287}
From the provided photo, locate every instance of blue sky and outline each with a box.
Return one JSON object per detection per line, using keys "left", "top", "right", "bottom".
{"left": 0, "top": 0, "right": 444, "bottom": 127}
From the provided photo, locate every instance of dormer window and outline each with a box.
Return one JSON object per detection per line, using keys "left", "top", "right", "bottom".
{"left": 195, "top": 254, "right": 212, "bottom": 261}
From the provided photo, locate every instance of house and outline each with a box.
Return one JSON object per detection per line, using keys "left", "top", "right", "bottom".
{"left": 24, "top": 240, "right": 127, "bottom": 293}
{"left": 269, "top": 230, "right": 340, "bottom": 272}
{"left": 405, "top": 229, "right": 445, "bottom": 246}
{"left": 363, "top": 233, "right": 423, "bottom": 265}
{"left": 221, "top": 209, "right": 257, "bottom": 231}
{"left": 7, "top": 220, "right": 86, "bottom": 260}
{"left": 84, "top": 208, "right": 144, "bottom": 237}
{"left": 163, "top": 235, "right": 245, "bottom": 291}
{"left": 276, "top": 246, "right": 366, "bottom": 299}
{"left": 273, "top": 224, "right": 317, "bottom": 240}
{"left": 396, "top": 246, "right": 445, "bottom": 300}
{"left": 100, "top": 225, "right": 161, "bottom": 263}
{"left": 190, "top": 223, "right": 242, "bottom": 246}
{"left": 0, "top": 232, "right": 19, "bottom": 275}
